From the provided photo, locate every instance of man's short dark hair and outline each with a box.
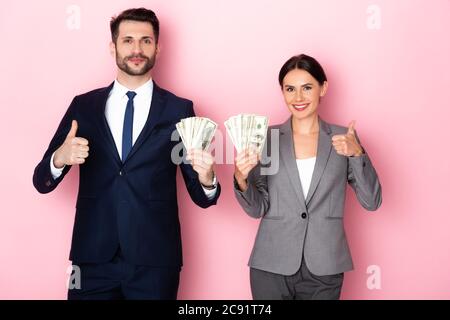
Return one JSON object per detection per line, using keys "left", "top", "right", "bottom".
{"left": 110, "top": 8, "right": 160, "bottom": 43}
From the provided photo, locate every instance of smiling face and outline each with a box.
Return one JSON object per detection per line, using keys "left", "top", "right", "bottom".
{"left": 110, "top": 20, "right": 159, "bottom": 77}
{"left": 282, "top": 68, "right": 328, "bottom": 121}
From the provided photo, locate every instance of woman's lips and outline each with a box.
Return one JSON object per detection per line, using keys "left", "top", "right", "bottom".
{"left": 292, "top": 103, "right": 309, "bottom": 111}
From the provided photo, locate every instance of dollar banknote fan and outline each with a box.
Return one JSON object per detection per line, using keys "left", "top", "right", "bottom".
{"left": 176, "top": 117, "right": 217, "bottom": 151}
{"left": 224, "top": 114, "right": 269, "bottom": 154}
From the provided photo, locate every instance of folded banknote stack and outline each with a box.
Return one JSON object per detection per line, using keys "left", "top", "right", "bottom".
{"left": 224, "top": 114, "right": 269, "bottom": 154}
{"left": 176, "top": 117, "right": 218, "bottom": 151}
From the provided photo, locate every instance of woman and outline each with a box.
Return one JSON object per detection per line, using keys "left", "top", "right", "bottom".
{"left": 233, "top": 54, "right": 382, "bottom": 300}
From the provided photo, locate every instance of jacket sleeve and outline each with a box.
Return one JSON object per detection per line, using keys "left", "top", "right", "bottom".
{"left": 233, "top": 162, "right": 269, "bottom": 219}
{"left": 179, "top": 100, "right": 221, "bottom": 208}
{"left": 347, "top": 131, "right": 382, "bottom": 211}
{"left": 32, "top": 97, "right": 78, "bottom": 194}
{"left": 233, "top": 131, "right": 273, "bottom": 219}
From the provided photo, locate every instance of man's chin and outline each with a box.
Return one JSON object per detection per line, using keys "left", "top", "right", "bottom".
{"left": 120, "top": 65, "right": 152, "bottom": 76}
{"left": 128, "top": 68, "right": 147, "bottom": 76}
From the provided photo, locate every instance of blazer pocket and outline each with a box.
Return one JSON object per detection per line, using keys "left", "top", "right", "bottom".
{"left": 327, "top": 189, "right": 345, "bottom": 219}
{"left": 76, "top": 197, "right": 96, "bottom": 210}
{"left": 262, "top": 216, "right": 284, "bottom": 221}
{"left": 146, "top": 199, "right": 177, "bottom": 213}
{"left": 262, "top": 191, "right": 284, "bottom": 220}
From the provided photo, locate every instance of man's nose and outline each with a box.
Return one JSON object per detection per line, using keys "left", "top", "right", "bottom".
{"left": 132, "top": 42, "right": 143, "bottom": 54}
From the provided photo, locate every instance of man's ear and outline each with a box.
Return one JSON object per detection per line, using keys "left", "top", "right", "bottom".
{"left": 109, "top": 41, "right": 116, "bottom": 58}
{"left": 156, "top": 43, "right": 161, "bottom": 57}
{"left": 320, "top": 81, "right": 329, "bottom": 97}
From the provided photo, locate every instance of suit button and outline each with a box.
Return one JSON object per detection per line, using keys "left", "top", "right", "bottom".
{"left": 301, "top": 212, "right": 307, "bottom": 219}
{"left": 119, "top": 171, "right": 122, "bottom": 176}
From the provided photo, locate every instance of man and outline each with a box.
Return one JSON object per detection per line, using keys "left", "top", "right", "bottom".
{"left": 33, "top": 8, "right": 220, "bottom": 300}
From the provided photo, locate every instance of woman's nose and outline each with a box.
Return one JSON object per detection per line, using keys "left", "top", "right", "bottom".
{"left": 295, "top": 90, "right": 303, "bottom": 101}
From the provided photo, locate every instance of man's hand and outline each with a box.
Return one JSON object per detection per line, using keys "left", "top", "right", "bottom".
{"left": 331, "top": 120, "right": 363, "bottom": 157}
{"left": 187, "top": 149, "right": 215, "bottom": 187}
{"left": 234, "top": 148, "right": 260, "bottom": 192}
{"left": 53, "top": 120, "right": 90, "bottom": 168}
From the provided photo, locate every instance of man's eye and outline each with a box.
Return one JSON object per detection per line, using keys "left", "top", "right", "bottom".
{"left": 304, "top": 86, "right": 312, "bottom": 91}
{"left": 124, "top": 39, "right": 132, "bottom": 43}
{"left": 286, "top": 87, "right": 294, "bottom": 92}
{"left": 143, "top": 39, "right": 151, "bottom": 44}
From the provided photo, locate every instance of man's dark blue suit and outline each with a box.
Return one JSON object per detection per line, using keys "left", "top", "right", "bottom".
{"left": 33, "top": 82, "right": 220, "bottom": 299}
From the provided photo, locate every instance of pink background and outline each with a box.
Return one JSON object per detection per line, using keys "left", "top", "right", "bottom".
{"left": 1, "top": 0, "right": 450, "bottom": 299}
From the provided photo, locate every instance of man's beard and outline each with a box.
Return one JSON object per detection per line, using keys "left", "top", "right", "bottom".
{"left": 116, "top": 51, "right": 156, "bottom": 76}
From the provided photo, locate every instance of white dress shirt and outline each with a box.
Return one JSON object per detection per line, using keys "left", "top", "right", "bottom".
{"left": 105, "top": 79, "right": 154, "bottom": 160}
{"left": 296, "top": 157, "right": 317, "bottom": 200}
{"left": 50, "top": 79, "right": 217, "bottom": 198}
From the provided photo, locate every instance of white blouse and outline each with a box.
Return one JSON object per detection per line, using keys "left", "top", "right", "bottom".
{"left": 296, "top": 157, "right": 317, "bottom": 200}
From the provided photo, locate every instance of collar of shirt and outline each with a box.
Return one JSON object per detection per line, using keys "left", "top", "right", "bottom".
{"left": 110, "top": 78, "right": 154, "bottom": 101}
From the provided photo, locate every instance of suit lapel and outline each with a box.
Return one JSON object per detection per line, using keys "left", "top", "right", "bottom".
{"left": 93, "top": 82, "right": 122, "bottom": 167}
{"left": 124, "top": 81, "right": 166, "bottom": 163}
{"left": 279, "top": 118, "right": 307, "bottom": 211}
{"left": 305, "top": 118, "right": 332, "bottom": 205}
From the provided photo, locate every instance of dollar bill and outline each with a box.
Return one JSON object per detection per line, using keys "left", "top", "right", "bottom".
{"left": 176, "top": 117, "right": 217, "bottom": 151}
{"left": 225, "top": 114, "right": 268, "bottom": 155}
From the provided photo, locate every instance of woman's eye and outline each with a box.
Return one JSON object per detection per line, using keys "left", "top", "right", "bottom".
{"left": 286, "top": 87, "right": 294, "bottom": 92}
{"left": 304, "top": 86, "right": 312, "bottom": 91}
{"left": 143, "top": 39, "right": 151, "bottom": 44}
{"left": 124, "top": 39, "right": 132, "bottom": 44}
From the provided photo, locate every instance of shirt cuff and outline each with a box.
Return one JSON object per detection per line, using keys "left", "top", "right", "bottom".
{"left": 201, "top": 173, "right": 218, "bottom": 200}
{"left": 50, "top": 152, "right": 65, "bottom": 180}
{"left": 202, "top": 185, "right": 218, "bottom": 200}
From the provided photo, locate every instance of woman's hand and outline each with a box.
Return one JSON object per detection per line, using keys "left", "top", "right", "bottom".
{"left": 331, "top": 121, "right": 364, "bottom": 157}
{"left": 234, "top": 148, "right": 260, "bottom": 192}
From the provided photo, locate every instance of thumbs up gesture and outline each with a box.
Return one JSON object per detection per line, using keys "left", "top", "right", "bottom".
{"left": 53, "top": 120, "right": 90, "bottom": 168}
{"left": 331, "top": 121, "right": 364, "bottom": 157}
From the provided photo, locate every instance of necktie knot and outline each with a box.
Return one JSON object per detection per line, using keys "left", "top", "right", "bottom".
{"left": 126, "top": 91, "right": 137, "bottom": 100}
